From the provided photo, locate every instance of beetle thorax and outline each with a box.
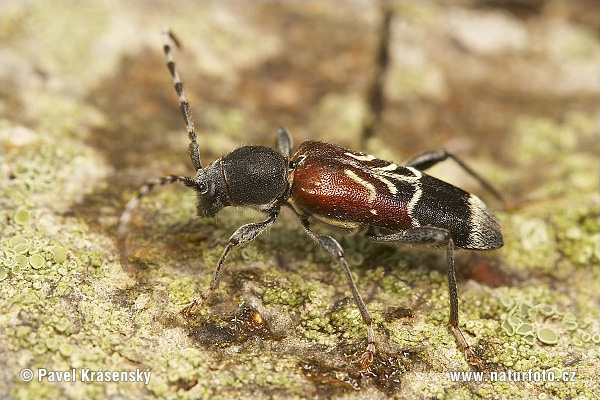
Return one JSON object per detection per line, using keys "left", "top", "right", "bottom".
{"left": 221, "top": 146, "right": 288, "bottom": 210}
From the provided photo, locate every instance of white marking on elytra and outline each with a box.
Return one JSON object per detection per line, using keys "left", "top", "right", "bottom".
{"left": 466, "top": 194, "right": 499, "bottom": 248}
{"left": 372, "top": 165, "right": 422, "bottom": 185}
{"left": 370, "top": 209, "right": 378, "bottom": 215}
{"left": 375, "top": 163, "right": 399, "bottom": 172}
{"left": 374, "top": 175, "right": 398, "bottom": 195}
{"left": 345, "top": 152, "right": 376, "bottom": 162}
{"left": 371, "top": 164, "right": 422, "bottom": 196}
{"left": 344, "top": 169, "right": 377, "bottom": 203}
{"left": 407, "top": 182, "right": 422, "bottom": 227}
{"left": 405, "top": 167, "right": 423, "bottom": 180}
{"left": 312, "top": 213, "right": 361, "bottom": 230}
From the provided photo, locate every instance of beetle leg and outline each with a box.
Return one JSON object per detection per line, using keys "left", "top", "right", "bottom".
{"left": 403, "top": 149, "right": 505, "bottom": 205}
{"left": 367, "top": 227, "right": 485, "bottom": 371}
{"left": 300, "top": 219, "right": 376, "bottom": 368}
{"left": 180, "top": 210, "right": 280, "bottom": 317}
{"left": 277, "top": 127, "right": 293, "bottom": 158}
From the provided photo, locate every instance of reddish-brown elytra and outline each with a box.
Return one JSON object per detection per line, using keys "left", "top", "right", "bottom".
{"left": 288, "top": 141, "right": 414, "bottom": 232}
{"left": 288, "top": 141, "right": 503, "bottom": 251}
{"left": 118, "top": 29, "right": 504, "bottom": 372}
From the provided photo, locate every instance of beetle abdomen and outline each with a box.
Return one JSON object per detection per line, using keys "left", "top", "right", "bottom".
{"left": 413, "top": 174, "right": 503, "bottom": 250}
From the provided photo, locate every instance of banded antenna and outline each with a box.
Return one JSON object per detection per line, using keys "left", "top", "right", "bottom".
{"left": 162, "top": 28, "right": 202, "bottom": 171}
{"left": 118, "top": 29, "right": 203, "bottom": 267}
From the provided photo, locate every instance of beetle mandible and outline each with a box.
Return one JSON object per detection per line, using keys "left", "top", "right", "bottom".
{"left": 118, "top": 29, "right": 504, "bottom": 371}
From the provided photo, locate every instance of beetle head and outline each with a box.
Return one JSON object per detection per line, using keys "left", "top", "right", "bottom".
{"left": 186, "top": 160, "right": 230, "bottom": 218}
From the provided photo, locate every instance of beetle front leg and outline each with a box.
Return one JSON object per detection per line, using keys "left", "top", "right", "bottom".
{"left": 367, "top": 227, "right": 485, "bottom": 371}
{"left": 300, "top": 219, "right": 376, "bottom": 369}
{"left": 180, "top": 210, "right": 279, "bottom": 317}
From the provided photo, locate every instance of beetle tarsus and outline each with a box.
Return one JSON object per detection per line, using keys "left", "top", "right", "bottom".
{"left": 180, "top": 299, "right": 201, "bottom": 317}
{"left": 449, "top": 323, "right": 486, "bottom": 372}
{"left": 358, "top": 342, "right": 376, "bottom": 371}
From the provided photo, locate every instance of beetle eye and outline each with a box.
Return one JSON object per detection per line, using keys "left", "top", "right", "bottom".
{"left": 197, "top": 182, "right": 209, "bottom": 194}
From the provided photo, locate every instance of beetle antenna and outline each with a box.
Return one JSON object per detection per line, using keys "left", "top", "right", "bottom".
{"left": 162, "top": 28, "right": 202, "bottom": 171}
{"left": 118, "top": 175, "right": 197, "bottom": 267}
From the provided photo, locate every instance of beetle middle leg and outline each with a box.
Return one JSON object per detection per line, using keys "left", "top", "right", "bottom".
{"left": 366, "top": 226, "right": 485, "bottom": 371}
{"left": 300, "top": 218, "right": 376, "bottom": 368}
{"left": 180, "top": 210, "right": 280, "bottom": 316}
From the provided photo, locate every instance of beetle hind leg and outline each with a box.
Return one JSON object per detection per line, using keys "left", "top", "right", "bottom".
{"left": 404, "top": 149, "right": 505, "bottom": 206}
{"left": 300, "top": 219, "right": 375, "bottom": 368}
{"left": 367, "top": 227, "right": 485, "bottom": 371}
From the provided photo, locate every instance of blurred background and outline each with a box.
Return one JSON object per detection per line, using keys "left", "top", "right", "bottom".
{"left": 2, "top": 2, "right": 598, "bottom": 194}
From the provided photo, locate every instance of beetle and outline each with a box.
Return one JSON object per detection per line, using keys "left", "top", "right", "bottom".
{"left": 118, "top": 29, "right": 504, "bottom": 371}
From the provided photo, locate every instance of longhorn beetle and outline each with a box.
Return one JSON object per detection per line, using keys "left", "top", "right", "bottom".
{"left": 118, "top": 29, "right": 504, "bottom": 371}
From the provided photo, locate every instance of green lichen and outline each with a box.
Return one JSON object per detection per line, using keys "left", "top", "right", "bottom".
{"left": 51, "top": 246, "right": 67, "bottom": 264}
{"left": 262, "top": 286, "right": 306, "bottom": 308}
{"left": 562, "top": 313, "right": 579, "bottom": 331}
{"left": 14, "top": 208, "right": 32, "bottom": 225}
{"left": 28, "top": 254, "right": 45, "bottom": 269}
{"left": 14, "top": 254, "right": 28, "bottom": 268}
{"left": 516, "top": 323, "right": 534, "bottom": 336}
